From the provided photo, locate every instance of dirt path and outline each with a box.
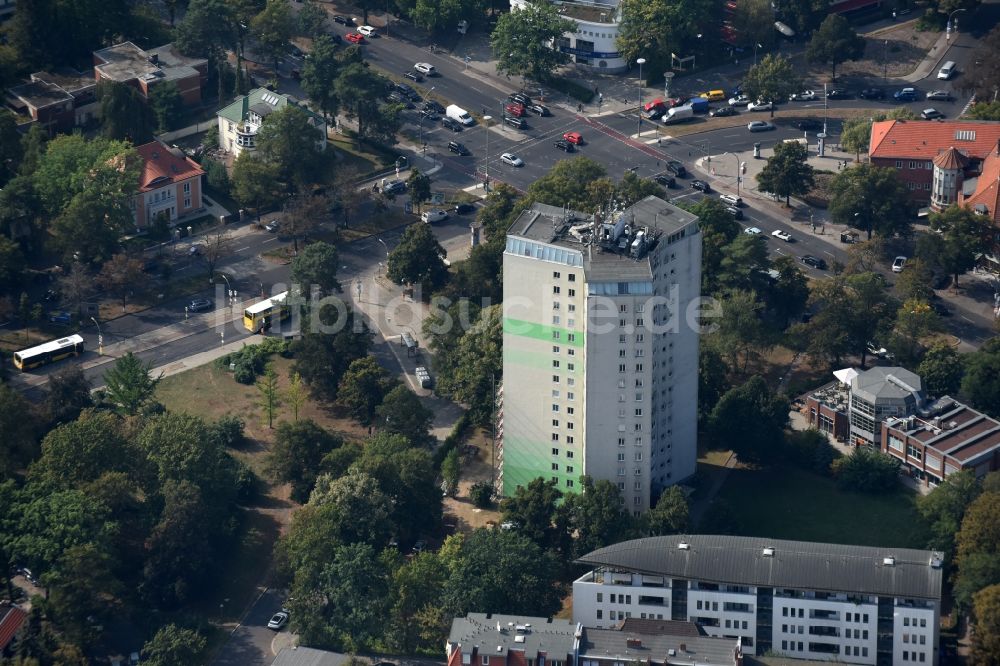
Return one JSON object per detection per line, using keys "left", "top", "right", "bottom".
{"left": 443, "top": 428, "right": 502, "bottom": 531}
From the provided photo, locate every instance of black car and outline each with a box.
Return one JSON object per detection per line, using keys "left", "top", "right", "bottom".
{"left": 794, "top": 119, "right": 823, "bottom": 131}
{"left": 503, "top": 115, "right": 527, "bottom": 129}
{"left": 403, "top": 71, "right": 423, "bottom": 82}
{"left": 800, "top": 255, "right": 827, "bottom": 270}
{"left": 691, "top": 179, "right": 711, "bottom": 192}
{"left": 394, "top": 82, "right": 419, "bottom": 99}
{"left": 330, "top": 34, "right": 343, "bottom": 44}
{"left": 332, "top": 15, "right": 354, "bottom": 25}
{"left": 827, "top": 89, "right": 850, "bottom": 99}
{"left": 710, "top": 106, "right": 738, "bottom": 117}
{"left": 441, "top": 117, "right": 462, "bottom": 132}
{"left": 508, "top": 92, "right": 531, "bottom": 106}
{"left": 387, "top": 91, "right": 414, "bottom": 109}
{"left": 423, "top": 100, "right": 445, "bottom": 114}
{"left": 859, "top": 88, "right": 885, "bottom": 100}
{"left": 553, "top": 139, "right": 575, "bottom": 152}
{"left": 448, "top": 141, "right": 470, "bottom": 155}
{"left": 654, "top": 173, "right": 676, "bottom": 188}
{"left": 930, "top": 299, "right": 952, "bottom": 317}
{"left": 528, "top": 104, "right": 550, "bottom": 116}
{"left": 188, "top": 298, "right": 213, "bottom": 312}
{"left": 725, "top": 205, "right": 744, "bottom": 220}
{"left": 666, "top": 160, "right": 687, "bottom": 177}
{"left": 418, "top": 109, "right": 439, "bottom": 121}
{"left": 454, "top": 203, "right": 476, "bottom": 214}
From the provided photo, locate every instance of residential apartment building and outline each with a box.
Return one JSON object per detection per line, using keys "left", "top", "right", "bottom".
{"left": 573, "top": 535, "right": 944, "bottom": 666}
{"left": 132, "top": 140, "right": 205, "bottom": 229}
{"left": 869, "top": 119, "right": 1000, "bottom": 206}
{"left": 93, "top": 42, "right": 208, "bottom": 106}
{"left": 446, "top": 614, "right": 744, "bottom": 666}
{"left": 881, "top": 396, "right": 1000, "bottom": 487}
{"left": 216, "top": 88, "right": 327, "bottom": 157}
{"left": 500, "top": 197, "right": 702, "bottom": 513}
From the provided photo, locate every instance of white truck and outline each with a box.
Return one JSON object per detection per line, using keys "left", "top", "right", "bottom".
{"left": 662, "top": 104, "right": 694, "bottom": 124}
{"left": 446, "top": 104, "right": 475, "bottom": 126}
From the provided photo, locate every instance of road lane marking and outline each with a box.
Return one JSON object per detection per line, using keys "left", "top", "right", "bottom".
{"left": 237, "top": 246, "right": 250, "bottom": 252}
{"left": 962, "top": 315, "right": 975, "bottom": 323}
{"left": 263, "top": 238, "right": 277, "bottom": 244}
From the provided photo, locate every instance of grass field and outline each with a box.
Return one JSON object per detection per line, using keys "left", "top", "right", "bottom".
{"left": 710, "top": 464, "right": 930, "bottom": 549}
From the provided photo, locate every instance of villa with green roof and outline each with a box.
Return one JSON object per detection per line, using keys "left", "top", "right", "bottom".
{"left": 216, "top": 88, "right": 327, "bottom": 157}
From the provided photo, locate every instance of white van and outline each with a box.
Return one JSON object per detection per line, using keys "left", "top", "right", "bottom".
{"left": 446, "top": 104, "right": 474, "bottom": 126}
{"left": 937, "top": 61, "right": 956, "bottom": 80}
{"left": 720, "top": 193, "right": 743, "bottom": 207}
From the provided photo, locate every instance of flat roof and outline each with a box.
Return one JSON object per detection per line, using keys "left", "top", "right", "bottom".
{"left": 582, "top": 625, "right": 737, "bottom": 666}
{"left": 851, "top": 366, "right": 922, "bottom": 404}
{"left": 887, "top": 397, "right": 1000, "bottom": 465}
{"left": 576, "top": 535, "right": 943, "bottom": 600}
{"left": 448, "top": 613, "right": 578, "bottom": 658}
{"left": 94, "top": 42, "right": 206, "bottom": 85}
{"left": 6, "top": 80, "right": 72, "bottom": 110}
{"left": 269, "top": 647, "right": 355, "bottom": 666}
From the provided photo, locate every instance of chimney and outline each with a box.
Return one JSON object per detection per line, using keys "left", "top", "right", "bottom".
{"left": 626, "top": 638, "right": 642, "bottom": 649}
{"left": 148, "top": 53, "right": 160, "bottom": 66}
{"left": 679, "top": 644, "right": 686, "bottom": 653}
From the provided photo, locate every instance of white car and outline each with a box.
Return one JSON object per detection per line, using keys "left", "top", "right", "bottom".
{"left": 747, "top": 121, "right": 775, "bottom": 132}
{"left": 357, "top": 25, "right": 376, "bottom": 36}
{"left": 744, "top": 226, "right": 763, "bottom": 235}
{"left": 789, "top": 90, "right": 816, "bottom": 101}
{"left": 421, "top": 209, "right": 449, "bottom": 224}
{"left": 728, "top": 95, "right": 751, "bottom": 106}
{"left": 892, "top": 256, "right": 907, "bottom": 273}
{"left": 867, "top": 341, "right": 894, "bottom": 360}
{"left": 501, "top": 152, "right": 524, "bottom": 167}
{"left": 748, "top": 100, "right": 773, "bottom": 112}
{"left": 267, "top": 610, "right": 290, "bottom": 630}
{"left": 771, "top": 229, "right": 792, "bottom": 242}
{"left": 414, "top": 62, "right": 436, "bottom": 75}
{"left": 926, "top": 90, "right": 953, "bottom": 101}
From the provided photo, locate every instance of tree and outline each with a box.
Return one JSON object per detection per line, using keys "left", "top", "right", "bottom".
{"left": 142, "top": 625, "right": 206, "bottom": 666}
{"left": 300, "top": 35, "right": 340, "bottom": 122}
{"left": 756, "top": 140, "right": 814, "bottom": 205}
{"left": 841, "top": 117, "right": 872, "bottom": 162}
{"left": 829, "top": 164, "right": 912, "bottom": 240}
{"left": 251, "top": 0, "right": 294, "bottom": 73}
{"left": 709, "top": 376, "right": 789, "bottom": 465}
{"left": 231, "top": 152, "right": 283, "bottom": 221}
{"left": 98, "top": 81, "right": 153, "bottom": 143}
{"left": 831, "top": 447, "right": 900, "bottom": 493}
{"left": 198, "top": 229, "right": 233, "bottom": 278}
{"left": 97, "top": 253, "right": 144, "bottom": 312}
{"left": 407, "top": 169, "right": 432, "bottom": 213}
{"left": 57, "top": 262, "right": 93, "bottom": 315}
{"left": 961, "top": 339, "right": 1000, "bottom": 418}
{"left": 967, "top": 100, "right": 1000, "bottom": 121}
{"left": 29, "top": 410, "right": 128, "bottom": 490}
{"left": 334, "top": 62, "right": 391, "bottom": 146}
{"left": 47, "top": 542, "right": 121, "bottom": 646}
{"left": 387, "top": 223, "right": 448, "bottom": 290}
{"left": 730, "top": 0, "right": 777, "bottom": 51}
{"left": 526, "top": 157, "right": 608, "bottom": 212}
{"left": 890, "top": 299, "right": 940, "bottom": 365}
{"left": 926, "top": 205, "right": 991, "bottom": 286}
{"left": 500, "top": 478, "right": 568, "bottom": 556}
{"left": 44, "top": 366, "right": 93, "bottom": 426}
{"left": 806, "top": 14, "right": 865, "bottom": 79}
{"left": 257, "top": 365, "right": 281, "bottom": 428}
{"left": 715, "top": 233, "right": 772, "bottom": 295}
{"left": 175, "top": 0, "right": 236, "bottom": 63}
{"left": 766, "top": 254, "right": 809, "bottom": 327}
{"left": 615, "top": 171, "right": 663, "bottom": 208}
{"left": 490, "top": 2, "right": 577, "bottom": 82}
{"left": 255, "top": 105, "right": 326, "bottom": 193}
{"left": 337, "top": 357, "right": 395, "bottom": 426}
{"left": 698, "top": 346, "right": 730, "bottom": 425}
{"left": 708, "top": 289, "right": 774, "bottom": 374}
{"left": 0, "top": 384, "right": 39, "bottom": 478}
{"left": 292, "top": 306, "right": 372, "bottom": 401}
{"left": 388, "top": 552, "right": 448, "bottom": 654}
{"left": 742, "top": 54, "right": 801, "bottom": 116}
{"left": 918, "top": 342, "right": 964, "bottom": 397}
{"left": 102, "top": 352, "right": 162, "bottom": 415}
{"left": 616, "top": 0, "right": 716, "bottom": 81}
{"left": 376, "top": 385, "right": 434, "bottom": 446}
{"left": 969, "top": 584, "right": 1000, "bottom": 663}
{"left": 280, "top": 193, "right": 326, "bottom": 252}
{"left": 646, "top": 486, "right": 690, "bottom": 535}
{"left": 689, "top": 198, "right": 741, "bottom": 295}
{"left": 441, "top": 448, "right": 460, "bottom": 496}
{"left": 149, "top": 82, "right": 184, "bottom": 133}
{"left": 917, "top": 470, "right": 981, "bottom": 555}
{"left": 0, "top": 110, "right": 23, "bottom": 186}
{"left": 434, "top": 305, "right": 502, "bottom": 425}
{"left": 0, "top": 236, "right": 25, "bottom": 295}
{"left": 296, "top": 0, "right": 328, "bottom": 37}
{"left": 266, "top": 419, "right": 343, "bottom": 502}
{"left": 561, "top": 477, "right": 640, "bottom": 559}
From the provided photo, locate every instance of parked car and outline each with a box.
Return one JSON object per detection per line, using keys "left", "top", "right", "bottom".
{"left": 771, "top": 229, "right": 792, "bottom": 242}
{"left": 744, "top": 226, "right": 762, "bottom": 235}
{"left": 562, "top": 131, "right": 583, "bottom": 144}
{"left": 800, "top": 254, "right": 827, "bottom": 270}
{"left": 403, "top": 70, "right": 423, "bottom": 82}
{"left": 454, "top": 203, "right": 476, "bottom": 214}
{"left": 725, "top": 205, "right": 744, "bottom": 220}
{"left": 383, "top": 179, "right": 406, "bottom": 194}
{"left": 826, "top": 88, "right": 851, "bottom": 99}
{"left": 447, "top": 141, "right": 470, "bottom": 155}
{"left": 892, "top": 256, "right": 907, "bottom": 272}
{"left": 894, "top": 87, "right": 918, "bottom": 101}
{"left": 418, "top": 109, "right": 439, "bottom": 121}
{"left": 710, "top": 106, "right": 738, "bottom": 117}
{"left": 867, "top": 341, "right": 894, "bottom": 360}
{"left": 345, "top": 32, "right": 365, "bottom": 44}
{"left": 858, "top": 88, "right": 885, "bottom": 100}
{"left": 504, "top": 102, "right": 526, "bottom": 117}
{"left": 528, "top": 103, "right": 550, "bottom": 116}
{"left": 501, "top": 152, "right": 524, "bottom": 167}
{"left": 387, "top": 91, "right": 414, "bottom": 108}
{"left": 357, "top": 25, "right": 376, "bottom": 36}
{"left": 728, "top": 95, "right": 751, "bottom": 106}
{"left": 666, "top": 160, "right": 687, "bottom": 177}
{"left": 267, "top": 610, "right": 289, "bottom": 630}
{"left": 926, "top": 90, "right": 953, "bottom": 101}
{"left": 789, "top": 90, "right": 816, "bottom": 101}
{"left": 441, "top": 117, "right": 462, "bottom": 132}
{"left": 747, "top": 120, "right": 775, "bottom": 132}
{"left": 691, "top": 179, "right": 711, "bottom": 192}
{"left": 423, "top": 100, "right": 445, "bottom": 114}
{"left": 794, "top": 119, "right": 823, "bottom": 131}
{"left": 643, "top": 103, "right": 666, "bottom": 120}
{"left": 553, "top": 139, "right": 575, "bottom": 152}
{"left": 421, "top": 209, "right": 449, "bottom": 224}
{"left": 665, "top": 97, "right": 689, "bottom": 108}
{"left": 508, "top": 92, "right": 531, "bottom": 106}
{"left": 921, "top": 108, "right": 944, "bottom": 120}
{"left": 747, "top": 100, "right": 773, "bottom": 112}
{"left": 188, "top": 298, "right": 213, "bottom": 312}
{"left": 930, "top": 299, "right": 952, "bottom": 317}
{"left": 394, "top": 82, "right": 418, "bottom": 99}
{"left": 654, "top": 173, "right": 676, "bottom": 188}
{"left": 503, "top": 115, "right": 527, "bottom": 129}
{"left": 332, "top": 15, "right": 354, "bottom": 25}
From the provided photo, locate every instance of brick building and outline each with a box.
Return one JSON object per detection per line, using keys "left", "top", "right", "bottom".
{"left": 93, "top": 42, "right": 208, "bottom": 106}
{"left": 4, "top": 69, "right": 98, "bottom": 132}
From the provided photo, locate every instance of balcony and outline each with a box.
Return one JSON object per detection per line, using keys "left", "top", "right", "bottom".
{"left": 808, "top": 626, "right": 840, "bottom": 637}
{"left": 809, "top": 609, "right": 840, "bottom": 621}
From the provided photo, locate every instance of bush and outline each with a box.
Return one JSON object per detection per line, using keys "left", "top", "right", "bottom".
{"left": 234, "top": 459, "right": 259, "bottom": 503}
{"left": 784, "top": 429, "right": 840, "bottom": 475}
{"left": 209, "top": 414, "right": 246, "bottom": 449}
{"left": 233, "top": 359, "right": 257, "bottom": 384}
{"left": 223, "top": 341, "right": 286, "bottom": 384}
{"left": 470, "top": 481, "right": 494, "bottom": 508}
{"left": 831, "top": 447, "right": 900, "bottom": 493}
{"left": 203, "top": 157, "right": 230, "bottom": 194}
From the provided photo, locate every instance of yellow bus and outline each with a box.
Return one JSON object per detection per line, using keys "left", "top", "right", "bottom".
{"left": 13, "top": 334, "right": 85, "bottom": 371}
{"left": 243, "top": 291, "right": 289, "bottom": 333}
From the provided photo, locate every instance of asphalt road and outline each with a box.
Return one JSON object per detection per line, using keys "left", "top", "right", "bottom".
{"left": 211, "top": 587, "right": 288, "bottom": 666}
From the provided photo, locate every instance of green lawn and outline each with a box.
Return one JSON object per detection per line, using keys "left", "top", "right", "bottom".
{"left": 710, "top": 464, "right": 930, "bottom": 549}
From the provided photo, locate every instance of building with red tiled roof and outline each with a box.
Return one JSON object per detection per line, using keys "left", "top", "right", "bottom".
{"left": 881, "top": 396, "right": 1000, "bottom": 488}
{"left": 132, "top": 140, "right": 205, "bottom": 229}
{"left": 959, "top": 143, "right": 1000, "bottom": 224}
{"left": 869, "top": 119, "right": 1000, "bottom": 205}
{"left": 0, "top": 606, "right": 27, "bottom": 656}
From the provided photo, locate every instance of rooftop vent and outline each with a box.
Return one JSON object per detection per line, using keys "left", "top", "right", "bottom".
{"left": 763, "top": 547, "right": 776, "bottom": 557}
{"left": 496, "top": 646, "right": 503, "bottom": 653}
{"left": 514, "top": 636, "right": 525, "bottom": 643}
{"left": 667, "top": 649, "right": 676, "bottom": 657}
{"left": 930, "top": 552, "right": 944, "bottom": 569}
{"left": 883, "top": 556, "right": 895, "bottom": 567}
{"left": 677, "top": 541, "right": 690, "bottom": 550}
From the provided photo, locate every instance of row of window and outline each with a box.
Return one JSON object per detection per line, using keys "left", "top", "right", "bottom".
{"left": 781, "top": 607, "right": 807, "bottom": 618}
{"left": 901, "top": 651, "right": 927, "bottom": 662}
{"left": 902, "top": 617, "right": 929, "bottom": 628}
{"left": 907, "top": 182, "right": 932, "bottom": 191}
{"left": 902, "top": 633, "right": 927, "bottom": 645}
{"left": 723, "top": 619, "right": 749, "bottom": 630}
{"left": 896, "top": 160, "right": 933, "bottom": 170}
{"left": 552, "top": 271, "right": 577, "bottom": 282}
{"left": 551, "top": 287, "right": 578, "bottom": 297}
{"left": 845, "top": 611, "right": 870, "bottom": 623}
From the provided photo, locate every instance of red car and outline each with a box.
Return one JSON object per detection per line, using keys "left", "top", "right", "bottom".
{"left": 345, "top": 32, "right": 365, "bottom": 44}
{"left": 504, "top": 102, "right": 526, "bottom": 117}
{"left": 563, "top": 131, "right": 583, "bottom": 145}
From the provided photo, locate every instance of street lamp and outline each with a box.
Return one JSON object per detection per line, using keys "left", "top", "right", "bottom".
{"left": 636, "top": 57, "right": 646, "bottom": 136}
{"left": 883, "top": 39, "right": 888, "bottom": 82}
{"left": 753, "top": 42, "right": 763, "bottom": 66}
{"left": 482, "top": 114, "right": 492, "bottom": 190}
{"left": 217, "top": 272, "right": 234, "bottom": 308}
{"left": 419, "top": 87, "right": 436, "bottom": 153}
{"left": 724, "top": 152, "right": 743, "bottom": 197}
{"left": 376, "top": 237, "right": 389, "bottom": 276}
{"left": 946, "top": 8, "right": 966, "bottom": 40}
{"left": 90, "top": 316, "right": 103, "bottom": 356}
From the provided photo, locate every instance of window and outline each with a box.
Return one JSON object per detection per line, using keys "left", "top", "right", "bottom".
{"left": 567, "top": 436, "right": 574, "bottom": 444}
{"left": 635, "top": 363, "right": 643, "bottom": 372}
{"left": 904, "top": 618, "right": 910, "bottom": 627}
{"left": 633, "top": 496, "right": 641, "bottom": 505}
{"left": 596, "top": 610, "right": 603, "bottom": 619}
{"left": 620, "top": 349, "right": 627, "bottom": 358}
{"left": 568, "top": 333, "right": 575, "bottom": 342}
{"left": 635, "top": 408, "right": 643, "bottom": 417}
{"left": 620, "top": 304, "right": 628, "bottom": 313}
{"left": 567, "top": 422, "right": 574, "bottom": 429}
{"left": 634, "top": 452, "right": 643, "bottom": 461}
{"left": 634, "top": 468, "right": 642, "bottom": 476}
{"left": 636, "top": 318, "right": 644, "bottom": 327}
{"left": 553, "top": 346, "right": 560, "bottom": 353}
{"left": 553, "top": 360, "right": 560, "bottom": 368}
{"left": 618, "top": 437, "right": 626, "bottom": 447}
{"left": 618, "top": 453, "right": 626, "bottom": 462}
{"left": 618, "top": 467, "right": 626, "bottom": 476}
{"left": 552, "top": 419, "right": 559, "bottom": 427}
{"left": 482, "top": 657, "right": 489, "bottom": 665}
{"left": 552, "top": 375, "right": 560, "bottom": 383}
{"left": 619, "top": 334, "right": 627, "bottom": 343}
{"left": 566, "top": 479, "right": 574, "bottom": 488}
{"left": 597, "top": 593, "right": 603, "bottom": 602}
{"left": 551, "top": 463, "right": 559, "bottom": 471}
{"left": 896, "top": 160, "right": 903, "bottom": 168}
{"left": 553, "top": 286, "right": 561, "bottom": 294}
{"left": 909, "top": 161, "right": 918, "bottom": 169}
{"left": 184, "top": 197, "right": 192, "bottom": 208}
{"left": 568, "top": 289, "right": 576, "bottom": 297}
{"left": 552, "top": 315, "right": 560, "bottom": 325}
{"left": 567, "top": 450, "right": 574, "bottom": 458}
{"left": 553, "top": 331, "right": 560, "bottom": 340}
{"left": 183, "top": 182, "right": 191, "bottom": 193}
{"left": 567, "top": 393, "right": 574, "bottom": 401}
{"left": 553, "top": 271, "right": 561, "bottom": 279}
{"left": 552, "top": 404, "right": 560, "bottom": 412}
{"left": 567, "top": 378, "right": 575, "bottom": 386}
{"left": 567, "top": 407, "right": 574, "bottom": 414}
{"left": 619, "top": 364, "right": 627, "bottom": 373}
{"left": 635, "top": 392, "right": 643, "bottom": 401}
{"left": 568, "top": 304, "right": 576, "bottom": 312}
{"left": 551, "top": 434, "right": 559, "bottom": 442}
{"left": 634, "top": 481, "right": 641, "bottom": 490}
{"left": 552, "top": 447, "right": 559, "bottom": 455}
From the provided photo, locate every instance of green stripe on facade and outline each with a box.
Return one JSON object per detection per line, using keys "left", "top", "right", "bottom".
{"left": 503, "top": 318, "right": 584, "bottom": 347}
